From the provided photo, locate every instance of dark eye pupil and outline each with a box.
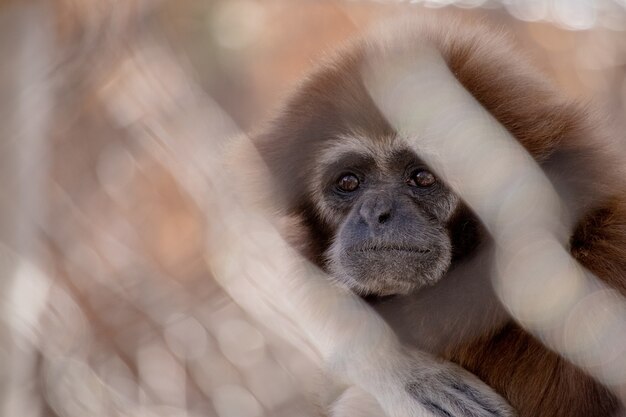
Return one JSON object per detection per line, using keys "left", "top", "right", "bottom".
{"left": 411, "top": 170, "right": 436, "bottom": 187}
{"left": 337, "top": 174, "right": 359, "bottom": 192}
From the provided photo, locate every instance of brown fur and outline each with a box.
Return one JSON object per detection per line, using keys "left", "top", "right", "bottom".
{"left": 247, "top": 13, "right": 626, "bottom": 417}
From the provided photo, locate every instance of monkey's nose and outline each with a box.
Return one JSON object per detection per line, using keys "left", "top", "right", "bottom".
{"left": 359, "top": 195, "right": 394, "bottom": 227}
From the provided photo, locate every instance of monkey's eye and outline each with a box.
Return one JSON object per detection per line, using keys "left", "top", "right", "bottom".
{"left": 408, "top": 169, "right": 436, "bottom": 188}
{"left": 336, "top": 173, "right": 360, "bottom": 192}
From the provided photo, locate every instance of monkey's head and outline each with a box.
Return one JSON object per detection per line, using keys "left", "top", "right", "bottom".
{"left": 258, "top": 126, "right": 469, "bottom": 296}
{"left": 249, "top": 37, "right": 478, "bottom": 296}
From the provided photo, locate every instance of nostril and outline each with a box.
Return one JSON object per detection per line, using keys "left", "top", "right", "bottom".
{"left": 378, "top": 212, "right": 390, "bottom": 224}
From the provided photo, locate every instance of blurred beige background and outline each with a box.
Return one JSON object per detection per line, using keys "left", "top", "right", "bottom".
{"left": 0, "top": 1, "right": 625, "bottom": 417}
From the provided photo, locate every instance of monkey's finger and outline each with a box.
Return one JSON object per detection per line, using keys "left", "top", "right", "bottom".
{"left": 406, "top": 376, "right": 516, "bottom": 417}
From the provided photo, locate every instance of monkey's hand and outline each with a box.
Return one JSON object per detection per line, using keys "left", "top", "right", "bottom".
{"left": 401, "top": 352, "right": 516, "bottom": 417}
{"left": 331, "top": 350, "right": 515, "bottom": 417}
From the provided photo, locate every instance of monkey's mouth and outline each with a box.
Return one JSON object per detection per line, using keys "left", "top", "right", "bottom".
{"left": 353, "top": 245, "right": 432, "bottom": 254}
{"left": 361, "top": 293, "right": 397, "bottom": 305}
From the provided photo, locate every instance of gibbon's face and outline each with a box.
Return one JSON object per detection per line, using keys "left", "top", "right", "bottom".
{"left": 311, "top": 135, "right": 460, "bottom": 296}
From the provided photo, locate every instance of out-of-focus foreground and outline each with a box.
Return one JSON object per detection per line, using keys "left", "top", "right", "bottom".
{"left": 1, "top": 1, "right": 626, "bottom": 417}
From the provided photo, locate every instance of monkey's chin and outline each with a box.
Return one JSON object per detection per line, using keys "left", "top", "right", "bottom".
{"left": 341, "top": 276, "right": 429, "bottom": 297}
{"left": 331, "top": 253, "right": 449, "bottom": 296}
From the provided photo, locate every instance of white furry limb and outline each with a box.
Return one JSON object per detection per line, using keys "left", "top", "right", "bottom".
{"left": 363, "top": 41, "right": 626, "bottom": 403}
{"left": 207, "top": 141, "right": 513, "bottom": 417}
{"left": 100, "top": 36, "right": 513, "bottom": 417}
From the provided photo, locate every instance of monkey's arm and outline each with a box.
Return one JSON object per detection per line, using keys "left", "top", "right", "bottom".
{"left": 364, "top": 39, "right": 626, "bottom": 406}
{"left": 219, "top": 138, "right": 514, "bottom": 417}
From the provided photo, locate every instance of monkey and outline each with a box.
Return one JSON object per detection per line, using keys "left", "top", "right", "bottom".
{"left": 236, "top": 12, "right": 626, "bottom": 417}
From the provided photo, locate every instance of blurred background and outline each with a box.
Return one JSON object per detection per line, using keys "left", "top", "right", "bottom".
{"left": 1, "top": 1, "right": 625, "bottom": 416}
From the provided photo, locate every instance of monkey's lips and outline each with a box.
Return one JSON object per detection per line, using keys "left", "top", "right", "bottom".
{"left": 353, "top": 245, "right": 432, "bottom": 255}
